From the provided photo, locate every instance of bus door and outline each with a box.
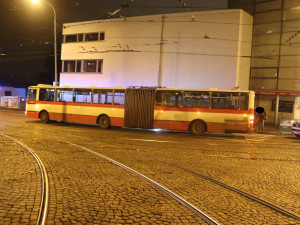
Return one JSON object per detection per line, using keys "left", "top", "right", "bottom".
{"left": 124, "top": 88, "right": 155, "bottom": 129}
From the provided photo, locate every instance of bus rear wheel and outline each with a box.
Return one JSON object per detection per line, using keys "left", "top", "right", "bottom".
{"left": 190, "top": 120, "right": 206, "bottom": 135}
{"left": 40, "top": 111, "right": 49, "bottom": 123}
{"left": 98, "top": 115, "right": 111, "bottom": 129}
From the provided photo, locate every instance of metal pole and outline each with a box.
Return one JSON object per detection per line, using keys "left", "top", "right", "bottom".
{"left": 275, "top": 95, "right": 279, "bottom": 126}
{"left": 158, "top": 15, "right": 165, "bottom": 88}
{"left": 42, "top": 0, "right": 58, "bottom": 86}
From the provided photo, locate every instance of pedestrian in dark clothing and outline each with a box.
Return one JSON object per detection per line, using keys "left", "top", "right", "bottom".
{"left": 255, "top": 107, "right": 267, "bottom": 133}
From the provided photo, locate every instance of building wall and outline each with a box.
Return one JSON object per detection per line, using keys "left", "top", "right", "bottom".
{"left": 60, "top": 9, "right": 253, "bottom": 90}
{"left": 0, "top": 86, "right": 26, "bottom": 97}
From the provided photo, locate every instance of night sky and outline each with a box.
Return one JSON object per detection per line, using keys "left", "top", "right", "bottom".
{"left": 0, "top": 0, "right": 226, "bottom": 87}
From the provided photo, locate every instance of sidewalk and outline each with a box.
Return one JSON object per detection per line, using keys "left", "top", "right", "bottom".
{"left": 261, "top": 123, "right": 292, "bottom": 135}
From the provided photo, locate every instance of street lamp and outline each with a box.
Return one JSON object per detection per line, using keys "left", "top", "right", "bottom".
{"left": 31, "top": 0, "right": 58, "bottom": 86}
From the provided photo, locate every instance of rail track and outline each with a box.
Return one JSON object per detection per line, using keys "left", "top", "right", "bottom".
{"left": 67, "top": 142, "right": 220, "bottom": 225}
{"left": 152, "top": 158, "right": 300, "bottom": 221}
{"left": 63, "top": 134, "right": 300, "bottom": 222}
{"left": 0, "top": 133, "right": 49, "bottom": 225}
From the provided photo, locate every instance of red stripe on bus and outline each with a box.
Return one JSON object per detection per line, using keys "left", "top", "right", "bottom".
{"left": 27, "top": 111, "right": 124, "bottom": 127}
{"left": 27, "top": 111, "right": 39, "bottom": 119}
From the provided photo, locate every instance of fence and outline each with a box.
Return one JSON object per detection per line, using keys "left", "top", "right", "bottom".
{"left": 0, "top": 96, "right": 26, "bottom": 110}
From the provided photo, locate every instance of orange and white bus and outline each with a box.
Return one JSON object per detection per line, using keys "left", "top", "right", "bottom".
{"left": 26, "top": 84, "right": 255, "bottom": 135}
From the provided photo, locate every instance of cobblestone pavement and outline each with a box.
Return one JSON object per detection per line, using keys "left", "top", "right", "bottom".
{"left": 0, "top": 135, "right": 41, "bottom": 225}
{"left": 0, "top": 109, "right": 300, "bottom": 224}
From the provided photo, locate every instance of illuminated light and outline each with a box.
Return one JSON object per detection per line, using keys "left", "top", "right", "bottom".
{"left": 31, "top": 0, "right": 39, "bottom": 3}
{"left": 250, "top": 121, "right": 254, "bottom": 124}
{"left": 197, "top": 112, "right": 200, "bottom": 115}
{"left": 243, "top": 114, "right": 247, "bottom": 117}
{"left": 35, "top": 104, "right": 39, "bottom": 110}
{"left": 112, "top": 108, "right": 115, "bottom": 111}
{"left": 160, "top": 110, "right": 164, "bottom": 113}
{"left": 153, "top": 129, "right": 162, "bottom": 132}
{"left": 250, "top": 116, "right": 254, "bottom": 120}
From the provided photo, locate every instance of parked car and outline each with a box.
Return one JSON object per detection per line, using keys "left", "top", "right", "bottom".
{"left": 292, "top": 121, "right": 300, "bottom": 138}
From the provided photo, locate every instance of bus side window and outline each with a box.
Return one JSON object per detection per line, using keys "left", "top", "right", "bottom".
{"left": 56, "top": 89, "right": 73, "bottom": 102}
{"left": 93, "top": 90, "right": 113, "bottom": 104}
{"left": 39, "top": 88, "right": 55, "bottom": 101}
{"left": 155, "top": 91, "right": 163, "bottom": 106}
{"left": 168, "top": 92, "right": 182, "bottom": 107}
{"left": 239, "top": 93, "right": 249, "bottom": 110}
{"left": 28, "top": 89, "right": 37, "bottom": 100}
{"left": 211, "top": 92, "right": 239, "bottom": 109}
{"left": 183, "top": 92, "right": 209, "bottom": 108}
{"left": 113, "top": 91, "right": 125, "bottom": 105}
{"left": 74, "top": 89, "right": 92, "bottom": 103}
{"left": 155, "top": 91, "right": 182, "bottom": 107}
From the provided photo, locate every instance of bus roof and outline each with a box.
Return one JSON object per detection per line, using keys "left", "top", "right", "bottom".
{"left": 29, "top": 85, "right": 252, "bottom": 93}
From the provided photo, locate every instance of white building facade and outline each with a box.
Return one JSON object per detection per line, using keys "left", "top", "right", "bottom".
{"left": 60, "top": 9, "right": 253, "bottom": 90}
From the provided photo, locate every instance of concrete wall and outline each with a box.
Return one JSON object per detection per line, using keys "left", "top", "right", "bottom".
{"left": 60, "top": 9, "right": 253, "bottom": 90}
{"left": 0, "top": 86, "right": 26, "bottom": 97}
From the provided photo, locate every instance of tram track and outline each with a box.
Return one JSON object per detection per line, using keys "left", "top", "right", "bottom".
{"left": 59, "top": 133, "right": 300, "bottom": 222}
{"left": 70, "top": 139, "right": 300, "bottom": 222}
{"left": 0, "top": 133, "right": 49, "bottom": 225}
{"left": 151, "top": 158, "right": 300, "bottom": 221}
{"left": 1, "top": 120, "right": 299, "bottom": 224}
{"left": 67, "top": 141, "right": 220, "bottom": 225}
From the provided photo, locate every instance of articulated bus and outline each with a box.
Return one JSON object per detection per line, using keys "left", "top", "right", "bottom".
{"left": 26, "top": 84, "right": 255, "bottom": 135}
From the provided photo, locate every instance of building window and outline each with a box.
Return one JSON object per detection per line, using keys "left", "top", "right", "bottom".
{"left": 63, "top": 60, "right": 103, "bottom": 73}
{"left": 78, "top": 34, "right": 83, "bottom": 42}
{"left": 76, "top": 61, "right": 82, "bottom": 72}
{"left": 83, "top": 60, "right": 97, "bottom": 72}
{"left": 272, "top": 100, "right": 293, "bottom": 113}
{"left": 85, "top": 33, "right": 99, "bottom": 41}
{"left": 100, "top": 32, "right": 105, "bottom": 40}
{"left": 5, "top": 91, "right": 12, "bottom": 96}
{"left": 63, "top": 61, "right": 76, "bottom": 72}
{"left": 65, "top": 34, "right": 77, "bottom": 42}
{"left": 83, "top": 60, "right": 103, "bottom": 73}
{"left": 64, "top": 32, "right": 105, "bottom": 42}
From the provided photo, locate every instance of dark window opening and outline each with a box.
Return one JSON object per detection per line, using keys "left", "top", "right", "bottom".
{"left": 100, "top": 32, "right": 105, "bottom": 40}
{"left": 5, "top": 91, "right": 12, "bottom": 96}
{"left": 272, "top": 100, "right": 293, "bottom": 113}
{"left": 85, "top": 33, "right": 99, "bottom": 41}
{"left": 39, "top": 88, "right": 55, "bottom": 101}
{"left": 65, "top": 35, "right": 77, "bottom": 42}
{"left": 63, "top": 61, "right": 76, "bottom": 72}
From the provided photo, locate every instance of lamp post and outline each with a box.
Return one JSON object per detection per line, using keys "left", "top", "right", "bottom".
{"left": 31, "top": 0, "right": 58, "bottom": 86}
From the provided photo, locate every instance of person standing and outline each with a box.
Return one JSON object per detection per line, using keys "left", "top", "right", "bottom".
{"left": 255, "top": 107, "right": 267, "bottom": 133}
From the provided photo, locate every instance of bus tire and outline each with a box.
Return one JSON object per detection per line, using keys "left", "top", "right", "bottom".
{"left": 190, "top": 120, "right": 206, "bottom": 135}
{"left": 98, "top": 115, "right": 111, "bottom": 129}
{"left": 40, "top": 111, "right": 49, "bottom": 123}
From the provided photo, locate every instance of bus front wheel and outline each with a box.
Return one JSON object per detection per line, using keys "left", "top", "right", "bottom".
{"left": 190, "top": 120, "right": 206, "bottom": 135}
{"left": 40, "top": 111, "right": 49, "bottom": 123}
{"left": 98, "top": 115, "right": 111, "bottom": 129}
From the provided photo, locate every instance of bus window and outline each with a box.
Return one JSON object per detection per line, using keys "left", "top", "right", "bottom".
{"left": 211, "top": 92, "right": 239, "bottom": 109}
{"left": 56, "top": 89, "right": 73, "bottom": 102}
{"left": 74, "top": 89, "right": 92, "bottom": 103}
{"left": 183, "top": 91, "right": 210, "bottom": 108}
{"left": 93, "top": 90, "right": 113, "bottom": 104}
{"left": 113, "top": 91, "right": 125, "bottom": 105}
{"left": 239, "top": 93, "right": 249, "bottom": 110}
{"left": 28, "top": 89, "right": 37, "bottom": 100}
{"left": 155, "top": 91, "right": 182, "bottom": 107}
{"left": 39, "top": 88, "right": 55, "bottom": 101}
